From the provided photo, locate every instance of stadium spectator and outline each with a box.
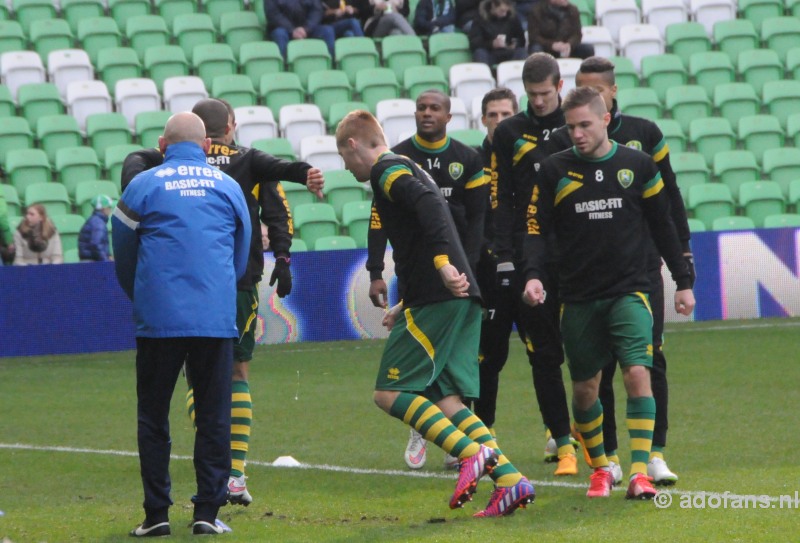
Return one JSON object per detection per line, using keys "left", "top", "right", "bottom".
{"left": 468, "top": 0, "right": 527, "bottom": 67}
{"left": 13, "top": 204, "right": 63, "bottom": 265}
{"left": 264, "top": 0, "right": 337, "bottom": 58}
{"left": 322, "top": 0, "right": 366, "bottom": 39}
{"left": 336, "top": 109, "right": 534, "bottom": 517}
{"left": 0, "top": 190, "right": 13, "bottom": 265}
{"left": 413, "top": 0, "right": 456, "bottom": 35}
{"left": 114, "top": 112, "right": 251, "bottom": 537}
{"left": 528, "top": 0, "right": 595, "bottom": 59}
{"left": 362, "top": 0, "right": 415, "bottom": 36}
{"left": 455, "top": 0, "right": 481, "bottom": 31}
{"left": 514, "top": 0, "right": 536, "bottom": 30}
{"left": 78, "top": 194, "right": 114, "bottom": 262}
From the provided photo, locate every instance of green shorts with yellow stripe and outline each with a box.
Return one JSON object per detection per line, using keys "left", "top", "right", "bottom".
{"left": 376, "top": 298, "right": 481, "bottom": 403}
{"left": 561, "top": 293, "right": 654, "bottom": 382}
{"left": 234, "top": 286, "right": 259, "bottom": 363}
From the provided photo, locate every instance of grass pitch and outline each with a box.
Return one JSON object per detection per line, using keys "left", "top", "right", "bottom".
{"left": 1, "top": 318, "right": 798, "bottom": 542}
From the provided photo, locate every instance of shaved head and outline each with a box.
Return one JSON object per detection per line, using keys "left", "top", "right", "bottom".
{"left": 159, "top": 112, "right": 210, "bottom": 154}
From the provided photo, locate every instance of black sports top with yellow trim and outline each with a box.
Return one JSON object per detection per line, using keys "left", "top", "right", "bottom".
{"left": 523, "top": 142, "right": 692, "bottom": 303}
{"left": 370, "top": 152, "right": 481, "bottom": 307}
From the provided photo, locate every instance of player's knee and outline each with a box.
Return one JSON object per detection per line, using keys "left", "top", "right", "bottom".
{"left": 621, "top": 365, "right": 652, "bottom": 397}
{"left": 373, "top": 390, "right": 398, "bottom": 413}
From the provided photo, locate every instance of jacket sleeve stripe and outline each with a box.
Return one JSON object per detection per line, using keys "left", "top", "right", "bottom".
{"left": 113, "top": 201, "right": 140, "bottom": 230}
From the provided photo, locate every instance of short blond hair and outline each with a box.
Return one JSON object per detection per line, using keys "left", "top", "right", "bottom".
{"left": 335, "top": 110, "right": 387, "bottom": 149}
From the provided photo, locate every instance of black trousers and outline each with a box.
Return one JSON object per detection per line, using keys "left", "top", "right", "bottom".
{"left": 135, "top": 336, "right": 232, "bottom": 523}
{"left": 599, "top": 267, "right": 669, "bottom": 452}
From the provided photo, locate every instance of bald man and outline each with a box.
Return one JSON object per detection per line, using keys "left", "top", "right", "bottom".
{"left": 113, "top": 112, "right": 251, "bottom": 536}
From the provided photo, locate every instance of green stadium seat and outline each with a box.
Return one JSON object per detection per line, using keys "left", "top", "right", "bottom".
{"left": 307, "top": 69, "right": 352, "bottom": 120}
{"left": 334, "top": 37, "right": 379, "bottom": 86}
{"left": 355, "top": 68, "right": 400, "bottom": 113}
{"left": 671, "top": 151, "right": 711, "bottom": 199}
{"left": 75, "top": 179, "right": 120, "bottom": 217}
{"left": 641, "top": 54, "right": 687, "bottom": 103}
{"left": 654, "top": 118, "right": 686, "bottom": 153}
{"left": 86, "top": 112, "right": 131, "bottom": 163}
{"left": 153, "top": 0, "right": 197, "bottom": 30}
{"left": 0, "top": 85, "right": 13, "bottom": 118}
{"left": 239, "top": 41, "right": 283, "bottom": 89}
{"left": 666, "top": 85, "right": 711, "bottom": 133}
{"left": 788, "top": 0, "right": 800, "bottom": 17}
{"left": 0, "top": 21, "right": 25, "bottom": 55}
{"left": 737, "top": 114, "right": 783, "bottom": 165}
{"left": 761, "top": 80, "right": 800, "bottom": 131}
{"left": 12, "top": 0, "right": 57, "bottom": 36}
{"left": 219, "top": 11, "right": 263, "bottom": 60}
{"left": 686, "top": 217, "right": 706, "bottom": 232}
{"left": 762, "top": 148, "right": 800, "bottom": 197}
{"left": 790, "top": 179, "right": 800, "bottom": 210}
{"left": 323, "top": 168, "right": 364, "bottom": 220}
{"left": 260, "top": 72, "right": 305, "bottom": 117}
{"left": 1, "top": 183, "right": 21, "bottom": 217}
{"left": 341, "top": 199, "right": 371, "bottom": 248}
{"left": 737, "top": 48, "right": 783, "bottom": 95}
{"left": 24, "top": 182, "right": 70, "bottom": 216}
{"left": 737, "top": 0, "right": 783, "bottom": 32}
{"left": 97, "top": 47, "right": 142, "bottom": 96}
{"left": 428, "top": 33, "right": 471, "bottom": 75}
{"left": 713, "top": 82, "right": 760, "bottom": 130}
{"left": 286, "top": 39, "right": 332, "bottom": 88}
{"left": 135, "top": 109, "right": 171, "bottom": 148}
{"left": 449, "top": 128, "right": 486, "bottom": 150}
{"left": 403, "top": 65, "right": 449, "bottom": 100}
{"left": 0, "top": 3, "right": 8, "bottom": 20}
{"left": 51, "top": 213, "right": 86, "bottom": 253}
{"left": 760, "top": 17, "right": 800, "bottom": 64}
{"left": 763, "top": 213, "right": 800, "bottom": 228}
{"left": 17, "top": 82, "right": 63, "bottom": 127}
{"left": 786, "top": 112, "right": 800, "bottom": 147}
{"left": 126, "top": 15, "right": 170, "bottom": 61}
{"left": 739, "top": 180, "right": 785, "bottom": 226}
{"left": 280, "top": 181, "right": 315, "bottom": 212}
{"left": 251, "top": 137, "right": 296, "bottom": 161}
{"left": 786, "top": 47, "right": 800, "bottom": 81}
{"left": 212, "top": 74, "right": 256, "bottom": 108}
{"left": 144, "top": 45, "right": 189, "bottom": 92}
{"left": 61, "top": 0, "right": 105, "bottom": 34}
{"left": 712, "top": 150, "right": 760, "bottom": 199}
{"left": 55, "top": 145, "right": 101, "bottom": 198}
{"left": 204, "top": 0, "right": 246, "bottom": 29}
{"left": 327, "top": 100, "right": 369, "bottom": 132}
{"left": 664, "top": 22, "right": 711, "bottom": 68}
{"left": 108, "top": 0, "right": 151, "bottom": 32}
{"left": 193, "top": 43, "right": 237, "bottom": 89}
{"left": 289, "top": 237, "right": 307, "bottom": 252}
{"left": 712, "top": 19, "right": 758, "bottom": 65}
{"left": 104, "top": 143, "right": 143, "bottom": 186}
{"left": 711, "top": 215, "right": 756, "bottom": 231}
{"left": 687, "top": 182, "right": 735, "bottom": 230}
{"left": 36, "top": 114, "right": 83, "bottom": 165}
{"left": 688, "top": 51, "right": 735, "bottom": 97}
{"left": 688, "top": 116, "right": 735, "bottom": 167}
{"left": 5, "top": 149, "right": 53, "bottom": 197}
{"left": 607, "top": 56, "right": 639, "bottom": 89}
{"left": 314, "top": 235, "right": 357, "bottom": 251}
{"left": 292, "top": 202, "right": 339, "bottom": 249}
{"left": 381, "top": 35, "right": 427, "bottom": 85}
{"left": 0, "top": 116, "right": 33, "bottom": 167}
{"left": 77, "top": 17, "right": 122, "bottom": 66}
{"left": 616, "top": 87, "right": 662, "bottom": 121}
{"left": 172, "top": 13, "right": 216, "bottom": 63}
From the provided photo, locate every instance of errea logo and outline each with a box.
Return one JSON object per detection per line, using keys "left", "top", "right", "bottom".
{"left": 154, "top": 167, "right": 176, "bottom": 178}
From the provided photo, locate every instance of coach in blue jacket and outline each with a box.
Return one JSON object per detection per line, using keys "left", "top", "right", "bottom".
{"left": 112, "top": 112, "right": 251, "bottom": 537}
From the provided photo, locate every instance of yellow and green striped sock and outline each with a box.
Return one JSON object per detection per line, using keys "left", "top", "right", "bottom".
{"left": 627, "top": 396, "right": 655, "bottom": 477}
{"left": 573, "top": 399, "right": 609, "bottom": 468}
{"left": 231, "top": 380, "right": 252, "bottom": 478}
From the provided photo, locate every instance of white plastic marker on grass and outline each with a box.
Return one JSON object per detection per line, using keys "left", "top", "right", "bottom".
{"left": 273, "top": 455, "right": 301, "bottom": 467}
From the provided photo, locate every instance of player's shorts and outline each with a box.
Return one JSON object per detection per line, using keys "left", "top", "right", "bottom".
{"left": 376, "top": 298, "right": 481, "bottom": 403}
{"left": 234, "top": 285, "right": 259, "bottom": 363}
{"left": 561, "top": 293, "right": 654, "bottom": 382}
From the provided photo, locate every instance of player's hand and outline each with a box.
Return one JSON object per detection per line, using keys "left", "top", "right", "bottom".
{"left": 684, "top": 253, "right": 696, "bottom": 288}
{"left": 269, "top": 257, "right": 292, "bottom": 297}
{"left": 382, "top": 302, "right": 402, "bottom": 331}
{"left": 522, "top": 279, "right": 545, "bottom": 306}
{"left": 496, "top": 261, "right": 514, "bottom": 289}
{"left": 306, "top": 167, "right": 324, "bottom": 199}
{"left": 674, "top": 289, "right": 695, "bottom": 316}
{"left": 369, "top": 278, "right": 388, "bottom": 308}
{"left": 439, "top": 263, "right": 469, "bottom": 297}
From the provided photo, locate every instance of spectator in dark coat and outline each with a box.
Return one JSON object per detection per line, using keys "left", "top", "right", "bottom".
{"left": 322, "top": 0, "right": 366, "bottom": 39}
{"left": 528, "top": 0, "right": 595, "bottom": 59}
{"left": 468, "top": 0, "right": 526, "bottom": 67}
{"left": 455, "top": 0, "right": 481, "bottom": 31}
{"left": 78, "top": 194, "right": 114, "bottom": 261}
{"left": 414, "top": 0, "right": 456, "bottom": 35}
{"left": 264, "top": 0, "right": 336, "bottom": 58}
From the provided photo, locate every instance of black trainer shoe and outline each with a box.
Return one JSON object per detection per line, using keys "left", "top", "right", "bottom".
{"left": 192, "top": 520, "right": 225, "bottom": 535}
{"left": 130, "top": 521, "right": 170, "bottom": 537}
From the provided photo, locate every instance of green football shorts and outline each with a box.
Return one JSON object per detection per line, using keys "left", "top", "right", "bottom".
{"left": 376, "top": 298, "right": 481, "bottom": 403}
{"left": 561, "top": 292, "right": 654, "bottom": 382}
{"left": 234, "top": 286, "right": 259, "bottom": 363}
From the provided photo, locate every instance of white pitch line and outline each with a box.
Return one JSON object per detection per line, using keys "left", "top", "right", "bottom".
{"left": 0, "top": 442, "right": 791, "bottom": 501}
